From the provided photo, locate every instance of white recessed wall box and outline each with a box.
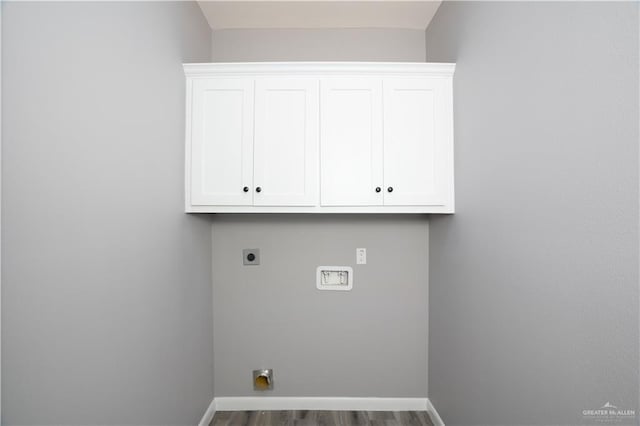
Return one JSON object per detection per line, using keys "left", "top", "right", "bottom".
{"left": 316, "top": 266, "right": 353, "bottom": 291}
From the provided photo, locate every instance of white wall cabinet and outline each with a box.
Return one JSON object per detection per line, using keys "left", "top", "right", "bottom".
{"left": 185, "top": 63, "right": 455, "bottom": 213}
{"left": 189, "top": 78, "right": 254, "bottom": 206}
{"left": 188, "top": 77, "right": 318, "bottom": 207}
{"left": 320, "top": 78, "right": 383, "bottom": 206}
{"left": 254, "top": 78, "right": 319, "bottom": 206}
{"left": 383, "top": 78, "right": 452, "bottom": 207}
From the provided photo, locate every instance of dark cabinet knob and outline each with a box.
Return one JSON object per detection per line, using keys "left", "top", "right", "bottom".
{"left": 256, "top": 187, "right": 262, "bottom": 193}
{"left": 375, "top": 187, "right": 381, "bottom": 193}
{"left": 387, "top": 187, "right": 394, "bottom": 193}
{"left": 243, "top": 186, "right": 249, "bottom": 192}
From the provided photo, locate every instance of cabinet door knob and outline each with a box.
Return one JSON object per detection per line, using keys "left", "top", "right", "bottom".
{"left": 387, "top": 187, "right": 394, "bottom": 193}
{"left": 375, "top": 187, "right": 381, "bottom": 193}
{"left": 243, "top": 186, "right": 249, "bottom": 193}
{"left": 256, "top": 187, "right": 262, "bottom": 193}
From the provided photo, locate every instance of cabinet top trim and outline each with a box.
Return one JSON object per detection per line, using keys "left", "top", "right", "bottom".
{"left": 183, "top": 62, "right": 455, "bottom": 78}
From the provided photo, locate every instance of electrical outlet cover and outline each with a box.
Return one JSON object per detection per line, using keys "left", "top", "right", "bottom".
{"left": 356, "top": 248, "right": 367, "bottom": 264}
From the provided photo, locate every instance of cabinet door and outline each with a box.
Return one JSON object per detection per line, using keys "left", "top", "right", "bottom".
{"left": 383, "top": 78, "right": 451, "bottom": 206}
{"left": 253, "top": 79, "right": 319, "bottom": 206}
{"left": 320, "top": 78, "right": 383, "bottom": 206}
{"left": 190, "top": 78, "right": 254, "bottom": 205}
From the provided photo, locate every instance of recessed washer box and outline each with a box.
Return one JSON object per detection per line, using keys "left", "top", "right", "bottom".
{"left": 316, "top": 266, "right": 353, "bottom": 291}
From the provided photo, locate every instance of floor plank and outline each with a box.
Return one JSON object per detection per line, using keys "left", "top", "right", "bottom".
{"left": 211, "top": 410, "right": 434, "bottom": 426}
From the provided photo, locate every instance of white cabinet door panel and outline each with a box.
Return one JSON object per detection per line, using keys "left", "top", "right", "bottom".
{"left": 383, "top": 78, "right": 448, "bottom": 206}
{"left": 190, "top": 79, "right": 254, "bottom": 205}
{"left": 254, "top": 79, "right": 319, "bottom": 206}
{"left": 320, "top": 78, "right": 383, "bottom": 206}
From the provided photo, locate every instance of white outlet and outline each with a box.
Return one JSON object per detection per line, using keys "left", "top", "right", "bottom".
{"left": 356, "top": 248, "right": 367, "bottom": 264}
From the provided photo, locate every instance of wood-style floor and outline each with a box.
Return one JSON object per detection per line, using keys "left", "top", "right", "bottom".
{"left": 210, "top": 410, "right": 435, "bottom": 426}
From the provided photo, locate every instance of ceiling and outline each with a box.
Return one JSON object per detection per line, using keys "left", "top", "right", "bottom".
{"left": 197, "top": 1, "right": 442, "bottom": 31}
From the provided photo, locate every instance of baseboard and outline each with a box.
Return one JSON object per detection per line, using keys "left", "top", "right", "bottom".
{"left": 199, "top": 397, "right": 444, "bottom": 425}
{"left": 213, "top": 397, "right": 427, "bottom": 411}
{"left": 198, "top": 398, "right": 216, "bottom": 426}
{"left": 426, "top": 398, "right": 445, "bottom": 426}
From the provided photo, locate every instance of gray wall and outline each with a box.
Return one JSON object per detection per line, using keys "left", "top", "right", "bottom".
{"left": 211, "top": 28, "right": 429, "bottom": 397}
{"left": 425, "top": 2, "right": 639, "bottom": 426}
{"left": 212, "top": 215, "right": 428, "bottom": 397}
{"left": 211, "top": 28, "right": 426, "bottom": 62}
{"left": 2, "top": 2, "right": 213, "bottom": 425}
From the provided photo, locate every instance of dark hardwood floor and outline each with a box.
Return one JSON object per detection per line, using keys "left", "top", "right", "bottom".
{"left": 211, "top": 410, "right": 435, "bottom": 426}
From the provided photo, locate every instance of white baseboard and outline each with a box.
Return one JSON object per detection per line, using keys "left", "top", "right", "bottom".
{"left": 198, "top": 398, "right": 216, "bottom": 426}
{"left": 426, "top": 398, "right": 445, "bottom": 426}
{"left": 215, "top": 397, "right": 427, "bottom": 411}
{"left": 214, "top": 397, "right": 428, "bottom": 411}
{"left": 200, "top": 397, "right": 444, "bottom": 425}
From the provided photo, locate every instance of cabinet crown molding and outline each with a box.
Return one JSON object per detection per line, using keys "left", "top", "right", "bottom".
{"left": 183, "top": 62, "right": 456, "bottom": 78}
